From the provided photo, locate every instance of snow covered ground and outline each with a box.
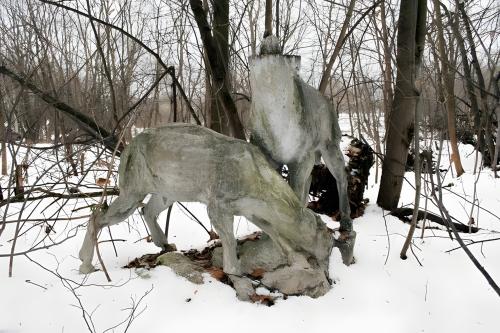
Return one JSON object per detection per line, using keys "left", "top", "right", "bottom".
{"left": 1, "top": 117, "right": 499, "bottom": 332}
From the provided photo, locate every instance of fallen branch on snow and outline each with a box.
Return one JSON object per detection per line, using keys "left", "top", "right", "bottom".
{"left": 390, "top": 207, "right": 479, "bottom": 233}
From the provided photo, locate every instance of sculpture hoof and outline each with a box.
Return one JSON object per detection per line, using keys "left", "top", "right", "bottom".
{"left": 230, "top": 276, "right": 255, "bottom": 302}
{"left": 162, "top": 243, "right": 177, "bottom": 252}
{"left": 79, "top": 263, "right": 97, "bottom": 274}
{"left": 333, "top": 230, "right": 356, "bottom": 266}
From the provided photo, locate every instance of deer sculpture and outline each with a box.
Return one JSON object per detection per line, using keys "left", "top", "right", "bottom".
{"left": 79, "top": 124, "right": 334, "bottom": 300}
{"left": 249, "top": 36, "right": 355, "bottom": 260}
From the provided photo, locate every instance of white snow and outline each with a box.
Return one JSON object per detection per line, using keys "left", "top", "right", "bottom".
{"left": 1, "top": 119, "right": 499, "bottom": 333}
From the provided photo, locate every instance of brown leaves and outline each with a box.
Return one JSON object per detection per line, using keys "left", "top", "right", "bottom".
{"left": 249, "top": 294, "right": 275, "bottom": 306}
{"left": 207, "top": 230, "right": 219, "bottom": 242}
{"left": 207, "top": 267, "right": 226, "bottom": 281}
{"left": 249, "top": 268, "right": 266, "bottom": 279}
{"left": 237, "top": 231, "right": 262, "bottom": 244}
{"left": 124, "top": 253, "right": 163, "bottom": 269}
{"left": 205, "top": 266, "right": 231, "bottom": 285}
{"left": 95, "top": 177, "right": 110, "bottom": 187}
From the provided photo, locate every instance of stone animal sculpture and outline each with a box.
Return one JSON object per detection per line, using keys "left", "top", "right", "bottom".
{"left": 249, "top": 36, "right": 355, "bottom": 263}
{"left": 79, "top": 124, "right": 334, "bottom": 300}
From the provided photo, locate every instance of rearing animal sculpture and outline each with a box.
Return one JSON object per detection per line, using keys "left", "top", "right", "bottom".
{"left": 249, "top": 36, "right": 353, "bottom": 235}
{"left": 79, "top": 124, "right": 333, "bottom": 300}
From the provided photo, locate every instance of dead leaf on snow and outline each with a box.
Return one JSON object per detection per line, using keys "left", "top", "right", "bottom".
{"left": 207, "top": 267, "right": 226, "bottom": 281}
{"left": 249, "top": 294, "right": 275, "bottom": 306}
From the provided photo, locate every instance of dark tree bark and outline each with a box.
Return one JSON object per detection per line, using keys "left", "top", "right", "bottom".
{"left": 189, "top": 0, "right": 246, "bottom": 140}
{"left": 433, "top": 0, "right": 464, "bottom": 176}
{"left": 0, "top": 89, "right": 7, "bottom": 175}
{"left": 264, "top": 0, "right": 273, "bottom": 37}
{"left": 377, "top": 0, "right": 427, "bottom": 210}
{"left": 379, "top": 0, "right": 394, "bottom": 131}
{"left": 209, "top": 0, "right": 231, "bottom": 135}
{"left": 444, "top": 4, "right": 482, "bottom": 147}
{"left": 390, "top": 208, "right": 479, "bottom": 233}
{"left": 456, "top": 0, "right": 496, "bottom": 166}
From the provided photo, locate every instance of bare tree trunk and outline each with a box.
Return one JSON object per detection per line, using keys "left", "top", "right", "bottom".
{"left": 189, "top": 0, "right": 245, "bottom": 140}
{"left": 433, "top": 0, "right": 464, "bottom": 176}
{"left": 377, "top": 0, "right": 427, "bottom": 210}
{"left": 14, "top": 164, "right": 26, "bottom": 198}
{"left": 1, "top": 140, "right": 6, "bottom": 176}
{"left": 60, "top": 119, "right": 78, "bottom": 176}
{"left": 400, "top": 80, "right": 422, "bottom": 259}
{"left": 264, "top": 0, "right": 273, "bottom": 37}
{"left": 275, "top": 0, "right": 280, "bottom": 39}
{"left": 493, "top": 72, "right": 500, "bottom": 176}
{"left": 379, "top": 0, "right": 394, "bottom": 132}
{"left": 445, "top": 3, "right": 482, "bottom": 152}
{"left": 0, "top": 90, "right": 7, "bottom": 175}
{"left": 457, "top": 0, "right": 495, "bottom": 166}
{"left": 210, "top": 0, "right": 231, "bottom": 135}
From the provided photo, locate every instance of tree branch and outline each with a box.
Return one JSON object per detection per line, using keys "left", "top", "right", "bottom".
{"left": 0, "top": 64, "right": 121, "bottom": 154}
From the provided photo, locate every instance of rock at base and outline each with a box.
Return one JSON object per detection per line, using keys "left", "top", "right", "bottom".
{"left": 261, "top": 264, "right": 331, "bottom": 298}
{"left": 211, "top": 233, "right": 288, "bottom": 274}
{"left": 156, "top": 252, "right": 205, "bottom": 284}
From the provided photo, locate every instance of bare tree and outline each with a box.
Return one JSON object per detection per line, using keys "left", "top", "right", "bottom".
{"left": 433, "top": 0, "right": 464, "bottom": 176}
{"left": 189, "top": 0, "right": 246, "bottom": 139}
{"left": 377, "top": 0, "right": 428, "bottom": 210}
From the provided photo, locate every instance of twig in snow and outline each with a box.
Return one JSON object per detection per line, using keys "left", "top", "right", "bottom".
{"left": 382, "top": 209, "right": 391, "bottom": 265}
{"left": 25, "top": 279, "right": 48, "bottom": 290}
{"left": 445, "top": 237, "right": 500, "bottom": 253}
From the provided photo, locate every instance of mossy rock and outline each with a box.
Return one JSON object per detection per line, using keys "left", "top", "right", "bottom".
{"left": 156, "top": 252, "right": 205, "bottom": 284}
{"left": 211, "top": 233, "right": 287, "bottom": 274}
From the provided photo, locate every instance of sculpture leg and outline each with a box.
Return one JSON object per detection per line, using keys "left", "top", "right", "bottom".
{"left": 321, "top": 144, "right": 351, "bottom": 230}
{"left": 207, "top": 204, "right": 254, "bottom": 300}
{"left": 207, "top": 205, "right": 239, "bottom": 274}
{"left": 79, "top": 213, "right": 99, "bottom": 274}
{"left": 321, "top": 144, "right": 356, "bottom": 265}
{"left": 79, "top": 194, "right": 142, "bottom": 273}
{"left": 288, "top": 152, "right": 315, "bottom": 204}
{"left": 142, "top": 194, "right": 171, "bottom": 249}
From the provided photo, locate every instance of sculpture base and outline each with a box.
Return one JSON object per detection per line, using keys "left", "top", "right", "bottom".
{"left": 332, "top": 230, "right": 357, "bottom": 265}
{"left": 210, "top": 232, "right": 333, "bottom": 298}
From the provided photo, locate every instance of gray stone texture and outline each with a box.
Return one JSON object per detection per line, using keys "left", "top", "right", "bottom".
{"left": 156, "top": 252, "right": 205, "bottom": 284}
{"left": 79, "top": 124, "right": 334, "bottom": 299}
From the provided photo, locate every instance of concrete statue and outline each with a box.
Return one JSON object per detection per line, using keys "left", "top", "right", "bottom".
{"left": 79, "top": 36, "right": 356, "bottom": 300}
{"left": 79, "top": 124, "right": 335, "bottom": 300}
{"left": 249, "top": 36, "right": 355, "bottom": 263}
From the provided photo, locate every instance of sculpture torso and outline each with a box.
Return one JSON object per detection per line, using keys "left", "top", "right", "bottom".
{"left": 249, "top": 55, "right": 335, "bottom": 164}
{"left": 248, "top": 46, "right": 352, "bottom": 234}
{"left": 119, "top": 124, "right": 299, "bottom": 205}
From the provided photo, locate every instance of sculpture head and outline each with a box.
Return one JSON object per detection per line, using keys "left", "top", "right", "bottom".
{"left": 296, "top": 208, "right": 334, "bottom": 269}
{"left": 259, "top": 35, "right": 281, "bottom": 55}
